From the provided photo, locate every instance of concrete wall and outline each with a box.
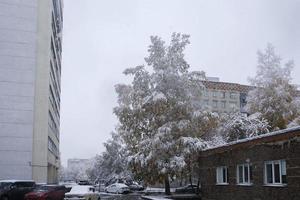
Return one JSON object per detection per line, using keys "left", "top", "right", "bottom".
{"left": 0, "top": 0, "right": 62, "bottom": 183}
{"left": 31, "top": 0, "right": 52, "bottom": 183}
{"left": 0, "top": 0, "right": 38, "bottom": 180}
{"left": 31, "top": 0, "right": 63, "bottom": 183}
{"left": 199, "top": 135, "right": 300, "bottom": 200}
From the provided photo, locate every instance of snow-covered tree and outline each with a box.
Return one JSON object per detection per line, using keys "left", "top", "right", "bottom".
{"left": 217, "top": 113, "right": 270, "bottom": 142}
{"left": 86, "top": 156, "right": 102, "bottom": 182}
{"left": 288, "top": 115, "right": 300, "bottom": 128}
{"left": 87, "top": 132, "right": 130, "bottom": 183}
{"left": 246, "top": 44, "right": 300, "bottom": 130}
{"left": 58, "top": 165, "right": 67, "bottom": 182}
{"left": 63, "top": 161, "right": 92, "bottom": 182}
{"left": 114, "top": 33, "right": 208, "bottom": 194}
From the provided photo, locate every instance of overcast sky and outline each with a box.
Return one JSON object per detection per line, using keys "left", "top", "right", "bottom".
{"left": 60, "top": 0, "right": 300, "bottom": 166}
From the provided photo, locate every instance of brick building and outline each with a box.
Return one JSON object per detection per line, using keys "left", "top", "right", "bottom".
{"left": 198, "top": 126, "right": 300, "bottom": 200}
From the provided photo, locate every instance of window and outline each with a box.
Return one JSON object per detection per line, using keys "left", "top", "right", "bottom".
{"left": 230, "top": 92, "right": 237, "bottom": 99}
{"left": 213, "top": 100, "right": 218, "bottom": 108}
{"left": 15, "top": 182, "right": 35, "bottom": 188}
{"left": 221, "top": 101, "right": 226, "bottom": 108}
{"left": 203, "top": 90, "right": 209, "bottom": 97}
{"left": 264, "top": 160, "right": 287, "bottom": 185}
{"left": 237, "top": 163, "right": 253, "bottom": 185}
{"left": 213, "top": 91, "right": 218, "bottom": 97}
{"left": 216, "top": 166, "right": 228, "bottom": 184}
{"left": 48, "top": 136, "right": 59, "bottom": 157}
{"left": 204, "top": 99, "right": 209, "bottom": 106}
{"left": 48, "top": 110, "right": 59, "bottom": 138}
{"left": 220, "top": 91, "right": 226, "bottom": 98}
{"left": 229, "top": 101, "right": 237, "bottom": 111}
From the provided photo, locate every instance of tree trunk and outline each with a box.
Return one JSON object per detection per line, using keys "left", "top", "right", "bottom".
{"left": 196, "top": 174, "right": 201, "bottom": 195}
{"left": 164, "top": 174, "right": 171, "bottom": 195}
{"left": 189, "top": 173, "right": 195, "bottom": 193}
{"left": 179, "top": 171, "right": 183, "bottom": 187}
{"left": 188, "top": 160, "right": 194, "bottom": 193}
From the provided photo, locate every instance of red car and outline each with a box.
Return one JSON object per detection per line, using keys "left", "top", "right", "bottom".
{"left": 25, "top": 185, "right": 66, "bottom": 200}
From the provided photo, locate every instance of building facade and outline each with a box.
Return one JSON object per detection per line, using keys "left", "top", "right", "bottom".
{"left": 0, "top": 0, "right": 63, "bottom": 183}
{"left": 198, "top": 126, "right": 300, "bottom": 200}
{"left": 67, "top": 159, "right": 91, "bottom": 171}
{"left": 201, "top": 78, "right": 254, "bottom": 113}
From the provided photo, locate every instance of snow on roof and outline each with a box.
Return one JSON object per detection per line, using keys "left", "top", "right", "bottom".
{"left": 0, "top": 180, "right": 34, "bottom": 183}
{"left": 204, "top": 125, "right": 300, "bottom": 152}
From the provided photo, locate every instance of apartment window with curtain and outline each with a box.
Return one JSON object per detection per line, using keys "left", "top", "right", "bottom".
{"left": 216, "top": 166, "right": 228, "bottom": 185}
{"left": 264, "top": 160, "right": 287, "bottom": 185}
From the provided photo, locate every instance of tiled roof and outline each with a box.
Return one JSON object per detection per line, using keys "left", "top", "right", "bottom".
{"left": 202, "top": 81, "right": 255, "bottom": 93}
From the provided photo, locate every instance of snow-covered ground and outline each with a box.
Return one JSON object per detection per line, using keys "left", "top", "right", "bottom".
{"left": 141, "top": 195, "right": 171, "bottom": 200}
{"left": 144, "top": 187, "right": 175, "bottom": 193}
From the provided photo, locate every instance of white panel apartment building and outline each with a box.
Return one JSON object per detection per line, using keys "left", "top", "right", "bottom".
{"left": 201, "top": 78, "right": 254, "bottom": 113}
{"left": 0, "top": 0, "right": 63, "bottom": 183}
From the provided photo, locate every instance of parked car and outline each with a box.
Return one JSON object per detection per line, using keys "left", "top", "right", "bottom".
{"left": 94, "top": 183, "right": 105, "bottom": 192}
{"left": 77, "top": 180, "right": 90, "bottom": 186}
{"left": 105, "top": 183, "right": 130, "bottom": 194}
{"left": 175, "top": 184, "right": 200, "bottom": 194}
{"left": 0, "top": 180, "right": 35, "bottom": 200}
{"left": 24, "top": 185, "right": 66, "bottom": 200}
{"left": 127, "top": 182, "right": 144, "bottom": 191}
{"left": 59, "top": 181, "right": 77, "bottom": 192}
{"left": 64, "top": 185, "right": 100, "bottom": 200}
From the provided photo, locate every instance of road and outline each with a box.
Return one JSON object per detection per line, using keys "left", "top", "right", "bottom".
{"left": 100, "top": 192, "right": 143, "bottom": 200}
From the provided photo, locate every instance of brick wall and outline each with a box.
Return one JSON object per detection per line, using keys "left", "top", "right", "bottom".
{"left": 199, "top": 132, "right": 300, "bottom": 200}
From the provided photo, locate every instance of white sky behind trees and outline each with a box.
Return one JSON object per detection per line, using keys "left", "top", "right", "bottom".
{"left": 60, "top": 0, "right": 300, "bottom": 166}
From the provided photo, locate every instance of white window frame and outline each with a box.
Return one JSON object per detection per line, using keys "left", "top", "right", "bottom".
{"left": 216, "top": 166, "right": 228, "bottom": 185}
{"left": 229, "top": 101, "right": 238, "bottom": 111}
{"left": 236, "top": 163, "right": 252, "bottom": 185}
{"left": 264, "top": 160, "right": 287, "bottom": 186}
{"left": 213, "top": 91, "right": 218, "bottom": 97}
{"left": 230, "top": 92, "right": 237, "bottom": 99}
{"left": 220, "top": 91, "right": 226, "bottom": 98}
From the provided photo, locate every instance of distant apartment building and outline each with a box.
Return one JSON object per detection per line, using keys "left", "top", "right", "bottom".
{"left": 66, "top": 159, "right": 92, "bottom": 181}
{"left": 201, "top": 77, "right": 254, "bottom": 113}
{"left": 67, "top": 159, "right": 91, "bottom": 171}
{"left": 0, "top": 0, "right": 63, "bottom": 183}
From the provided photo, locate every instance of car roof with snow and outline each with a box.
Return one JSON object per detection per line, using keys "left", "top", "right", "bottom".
{"left": 67, "top": 185, "right": 95, "bottom": 194}
{"left": 109, "top": 183, "right": 128, "bottom": 187}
